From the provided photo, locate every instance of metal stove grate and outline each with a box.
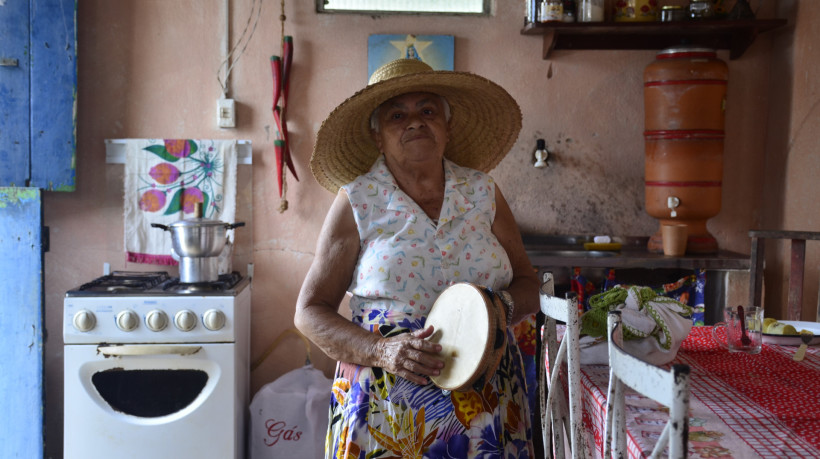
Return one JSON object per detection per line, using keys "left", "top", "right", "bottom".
{"left": 158, "top": 271, "right": 244, "bottom": 293}
{"left": 73, "top": 271, "right": 171, "bottom": 293}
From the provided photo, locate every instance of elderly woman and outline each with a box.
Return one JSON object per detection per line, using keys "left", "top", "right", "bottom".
{"left": 295, "top": 59, "right": 539, "bottom": 457}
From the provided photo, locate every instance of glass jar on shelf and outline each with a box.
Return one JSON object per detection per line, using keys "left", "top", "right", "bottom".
{"left": 578, "top": 0, "right": 605, "bottom": 22}
{"left": 614, "top": 0, "right": 659, "bottom": 22}
{"left": 562, "top": 0, "right": 576, "bottom": 22}
{"left": 539, "top": 0, "right": 563, "bottom": 22}
{"left": 688, "top": 0, "right": 715, "bottom": 19}
{"left": 526, "top": 0, "right": 539, "bottom": 24}
{"left": 660, "top": 5, "right": 686, "bottom": 22}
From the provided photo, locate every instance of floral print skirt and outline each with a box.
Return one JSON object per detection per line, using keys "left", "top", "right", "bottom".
{"left": 325, "top": 328, "right": 534, "bottom": 459}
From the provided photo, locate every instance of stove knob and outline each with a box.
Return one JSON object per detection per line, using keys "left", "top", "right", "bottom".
{"left": 72, "top": 309, "right": 96, "bottom": 332}
{"left": 145, "top": 309, "right": 169, "bottom": 332}
{"left": 116, "top": 310, "right": 139, "bottom": 332}
{"left": 203, "top": 309, "right": 226, "bottom": 331}
{"left": 174, "top": 310, "right": 197, "bottom": 332}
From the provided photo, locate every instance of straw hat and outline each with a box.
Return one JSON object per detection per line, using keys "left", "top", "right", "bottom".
{"left": 310, "top": 59, "right": 522, "bottom": 192}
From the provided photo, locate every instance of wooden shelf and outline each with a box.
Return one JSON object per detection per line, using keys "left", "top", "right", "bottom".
{"left": 521, "top": 19, "right": 787, "bottom": 60}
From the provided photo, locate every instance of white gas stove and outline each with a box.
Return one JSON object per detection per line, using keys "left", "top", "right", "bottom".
{"left": 63, "top": 271, "right": 251, "bottom": 459}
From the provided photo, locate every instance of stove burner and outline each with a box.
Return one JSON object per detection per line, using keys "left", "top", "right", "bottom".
{"left": 66, "top": 271, "right": 245, "bottom": 296}
{"left": 159, "top": 272, "right": 243, "bottom": 293}
{"left": 164, "top": 284, "right": 225, "bottom": 294}
{"left": 75, "top": 271, "right": 171, "bottom": 293}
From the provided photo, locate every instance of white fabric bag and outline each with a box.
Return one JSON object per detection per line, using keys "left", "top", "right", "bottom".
{"left": 249, "top": 364, "right": 332, "bottom": 459}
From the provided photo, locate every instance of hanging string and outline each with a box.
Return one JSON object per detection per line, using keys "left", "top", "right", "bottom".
{"left": 277, "top": 0, "right": 289, "bottom": 213}
{"left": 216, "top": 0, "right": 263, "bottom": 97}
{"left": 280, "top": 0, "right": 286, "bottom": 45}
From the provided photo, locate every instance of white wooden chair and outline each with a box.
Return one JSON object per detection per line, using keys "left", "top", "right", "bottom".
{"left": 604, "top": 310, "right": 690, "bottom": 459}
{"left": 539, "top": 272, "right": 590, "bottom": 459}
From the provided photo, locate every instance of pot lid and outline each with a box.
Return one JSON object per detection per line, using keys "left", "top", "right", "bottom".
{"left": 167, "top": 203, "right": 231, "bottom": 228}
{"left": 167, "top": 217, "right": 230, "bottom": 228}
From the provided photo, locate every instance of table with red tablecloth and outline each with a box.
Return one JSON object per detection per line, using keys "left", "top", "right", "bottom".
{"left": 574, "top": 326, "right": 820, "bottom": 458}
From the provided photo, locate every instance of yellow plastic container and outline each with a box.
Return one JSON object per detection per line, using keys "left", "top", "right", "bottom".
{"left": 583, "top": 242, "right": 622, "bottom": 251}
{"left": 614, "top": 0, "right": 658, "bottom": 22}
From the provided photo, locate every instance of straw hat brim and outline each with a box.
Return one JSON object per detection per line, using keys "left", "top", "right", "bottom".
{"left": 310, "top": 70, "right": 522, "bottom": 193}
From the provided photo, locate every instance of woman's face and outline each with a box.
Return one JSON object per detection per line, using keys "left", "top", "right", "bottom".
{"left": 371, "top": 92, "right": 450, "bottom": 167}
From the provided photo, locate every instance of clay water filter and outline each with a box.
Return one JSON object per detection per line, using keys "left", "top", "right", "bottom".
{"left": 644, "top": 47, "right": 728, "bottom": 254}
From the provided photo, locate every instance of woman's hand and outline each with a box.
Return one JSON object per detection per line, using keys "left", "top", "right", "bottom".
{"left": 375, "top": 325, "right": 444, "bottom": 386}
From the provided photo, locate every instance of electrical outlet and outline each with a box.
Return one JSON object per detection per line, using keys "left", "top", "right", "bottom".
{"left": 217, "top": 98, "right": 236, "bottom": 128}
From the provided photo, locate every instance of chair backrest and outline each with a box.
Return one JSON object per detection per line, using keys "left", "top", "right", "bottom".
{"left": 604, "top": 310, "right": 690, "bottom": 459}
{"left": 749, "top": 230, "right": 820, "bottom": 320}
{"left": 539, "top": 272, "right": 589, "bottom": 459}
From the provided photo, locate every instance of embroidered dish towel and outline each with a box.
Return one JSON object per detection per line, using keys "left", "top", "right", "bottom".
{"left": 577, "top": 285, "right": 694, "bottom": 365}
{"left": 124, "top": 139, "right": 238, "bottom": 265}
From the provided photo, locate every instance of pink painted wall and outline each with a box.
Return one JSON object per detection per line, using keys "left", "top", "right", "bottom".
{"left": 43, "top": 1, "right": 815, "bottom": 456}
{"left": 762, "top": 2, "right": 820, "bottom": 321}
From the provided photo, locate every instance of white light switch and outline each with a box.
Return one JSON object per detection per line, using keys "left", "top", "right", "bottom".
{"left": 217, "top": 98, "right": 236, "bottom": 128}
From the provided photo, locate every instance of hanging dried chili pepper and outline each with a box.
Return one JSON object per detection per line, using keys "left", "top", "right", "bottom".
{"left": 272, "top": 0, "right": 297, "bottom": 212}
{"left": 270, "top": 55, "right": 282, "bottom": 116}
{"left": 281, "top": 37, "right": 293, "bottom": 111}
{"left": 274, "top": 139, "right": 285, "bottom": 198}
{"left": 280, "top": 36, "right": 298, "bottom": 181}
{"left": 270, "top": 55, "right": 285, "bottom": 198}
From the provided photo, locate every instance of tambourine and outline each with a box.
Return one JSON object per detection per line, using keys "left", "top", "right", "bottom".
{"left": 425, "top": 283, "right": 508, "bottom": 392}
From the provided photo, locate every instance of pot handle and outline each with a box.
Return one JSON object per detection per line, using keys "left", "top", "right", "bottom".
{"left": 227, "top": 222, "right": 246, "bottom": 230}
{"left": 150, "top": 223, "right": 170, "bottom": 231}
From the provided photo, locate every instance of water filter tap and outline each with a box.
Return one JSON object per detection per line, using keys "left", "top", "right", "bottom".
{"left": 667, "top": 196, "right": 681, "bottom": 218}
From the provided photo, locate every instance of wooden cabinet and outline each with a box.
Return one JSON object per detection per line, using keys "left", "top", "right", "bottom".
{"left": 521, "top": 19, "right": 787, "bottom": 60}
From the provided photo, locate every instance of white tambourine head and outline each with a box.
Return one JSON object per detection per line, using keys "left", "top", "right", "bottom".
{"left": 426, "top": 283, "right": 492, "bottom": 391}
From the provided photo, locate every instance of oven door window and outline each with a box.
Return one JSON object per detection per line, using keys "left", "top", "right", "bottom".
{"left": 92, "top": 369, "right": 208, "bottom": 417}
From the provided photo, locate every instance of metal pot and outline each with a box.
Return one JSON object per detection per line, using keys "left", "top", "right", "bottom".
{"left": 151, "top": 212, "right": 244, "bottom": 283}
{"left": 151, "top": 218, "right": 244, "bottom": 258}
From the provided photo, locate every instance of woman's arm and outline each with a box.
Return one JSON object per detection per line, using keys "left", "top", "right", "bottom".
{"left": 294, "top": 190, "right": 443, "bottom": 385}
{"left": 491, "top": 184, "right": 540, "bottom": 324}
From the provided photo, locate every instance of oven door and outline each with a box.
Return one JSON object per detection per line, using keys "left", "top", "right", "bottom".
{"left": 64, "top": 343, "right": 245, "bottom": 459}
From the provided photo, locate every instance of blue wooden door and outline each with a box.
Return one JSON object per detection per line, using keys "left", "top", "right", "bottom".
{"left": 0, "top": 188, "right": 45, "bottom": 458}
{"left": 0, "top": 0, "right": 31, "bottom": 186}
{"left": 0, "top": 0, "right": 77, "bottom": 190}
{"left": 1, "top": 1, "right": 76, "bottom": 455}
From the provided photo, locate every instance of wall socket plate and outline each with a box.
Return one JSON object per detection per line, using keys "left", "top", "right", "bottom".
{"left": 217, "top": 98, "right": 236, "bottom": 128}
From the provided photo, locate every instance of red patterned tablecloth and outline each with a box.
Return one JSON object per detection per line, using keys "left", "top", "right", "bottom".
{"left": 574, "top": 326, "right": 820, "bottom": 458}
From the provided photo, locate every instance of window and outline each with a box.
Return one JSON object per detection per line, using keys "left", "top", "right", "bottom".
{"left": 317, "top": 0, "right": 488, "bottom": 15}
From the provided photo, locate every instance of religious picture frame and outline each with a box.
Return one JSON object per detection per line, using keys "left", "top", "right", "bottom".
{"left": 367, "top": 34, "right": 454, "bottom": 82}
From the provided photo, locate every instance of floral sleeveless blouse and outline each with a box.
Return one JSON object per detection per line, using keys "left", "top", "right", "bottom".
{"left": 326, "top": 156, "right": 534, "bottom": 458}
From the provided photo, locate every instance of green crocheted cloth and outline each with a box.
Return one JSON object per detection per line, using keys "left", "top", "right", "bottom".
{"left": 580, "top": 286, "right": 693, "bottom": 346}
